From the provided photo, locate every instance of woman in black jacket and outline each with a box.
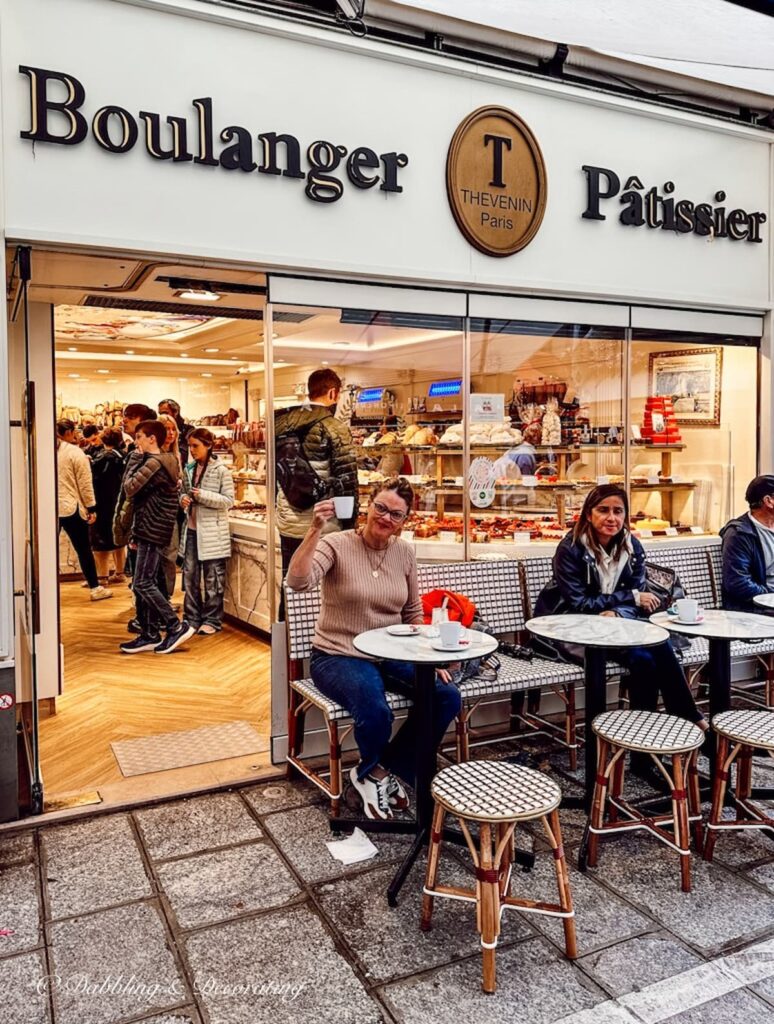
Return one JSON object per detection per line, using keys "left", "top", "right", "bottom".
{"left": 534, "top": 484, "right": 705, "bottom": 737}
{"left": 89, "top": 428, "right": 127, "bottom": 583}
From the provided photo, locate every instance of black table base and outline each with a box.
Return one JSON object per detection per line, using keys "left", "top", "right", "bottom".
{"left": 329, "top": 660, "right": 536, "bottom": 905}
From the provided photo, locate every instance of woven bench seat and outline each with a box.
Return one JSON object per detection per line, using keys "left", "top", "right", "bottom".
{"left": 291, "top": 677, "right": 413, "bottom": 721}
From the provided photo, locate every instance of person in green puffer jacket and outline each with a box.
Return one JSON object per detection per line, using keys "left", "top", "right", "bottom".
{"left": 274, "top": 368, "right": 358, "bottom": 589}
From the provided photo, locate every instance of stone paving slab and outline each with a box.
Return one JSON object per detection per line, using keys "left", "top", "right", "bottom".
{"left": 0, "top": 862, "right": 41, "bottom": 955}
{"left": 577, "top": 932, "right": 703, "bottom": 998}
{"left": 661, "top": 987, "right": 774, "bottom": 1023}
{"left": 315, "top": 855, "right": 530, "bottom": 984}
{"left": 0, "top": 950, "right": 50, "bottom": 1024}
{"left": 184, "top": 903, "right": 385, "bottom": 1024}
{"left": 134, "top": 793, "right": 262, "bottom": 861}
{"left": 0, "top": 831, "right": 35, "bottom": 869}
{"left": 126, "top": 1013, "right": 201, "bottom": 1024}
{"left": 516, "top": 848, "right": 653, "bottom": 956}
{"left": 47, "top": 901, "right": 188, "bottom": 1024}
{"left": 380, "top": 936, "right": 604, "bottom": 1024}
{"left": 42, "top": 815, "right": 151, "bottom": 920}
{"left": 710, "top": 823, "right": 774, "bottom": 870}
{"left": 242, "top": 779, "right": 324, "bottom": 816}
{"left": 261, "top": 803, "right": 416, "bottom": 884}
{"left": 157, "top": 841, "right": 301, "bottom": 929}
{"left": 593, "top": 833, "right": 774, "bottom": 954}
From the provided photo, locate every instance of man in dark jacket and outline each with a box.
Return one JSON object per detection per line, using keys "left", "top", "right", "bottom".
{"left": 274, "top": 368, "right": 358, "bottom": 582}
{"left": 119, "top": 420, "right": 194, "bottom": 655}
{"left": 720, "top": 475, "right": 774, "bottom": 613}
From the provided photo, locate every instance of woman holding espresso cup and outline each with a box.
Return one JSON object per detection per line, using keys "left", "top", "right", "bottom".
{"left": 533, "top": 484, "right": 706, "bottom": 774}
{"left": 286, "top": 477, "right": 462, "bottom": 821}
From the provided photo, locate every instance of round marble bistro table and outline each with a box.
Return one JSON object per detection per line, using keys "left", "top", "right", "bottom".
{"left": 525, "top": 615, "right": 670, "bottom": 807}
{"left": 651, "top": 609, "right": 774, "bottom": 771}
{"left": 345, "top": 626, "right": 498, "bottom": 906}
{"left": 753, "top": 594, "right": 774, "bottom": 610}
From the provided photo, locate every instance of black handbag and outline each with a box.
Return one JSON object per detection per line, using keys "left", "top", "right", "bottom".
{"left": 644, "top": 561, "right": 691, "bottom": 653}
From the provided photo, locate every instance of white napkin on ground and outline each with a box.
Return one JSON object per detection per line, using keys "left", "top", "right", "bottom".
{"left": 325, "top": 827, "right": 379, "bottom": 865}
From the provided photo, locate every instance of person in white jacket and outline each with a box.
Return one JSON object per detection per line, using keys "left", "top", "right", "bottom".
{"left": 56, "top": 420, "right": 112, "bottom": 602}
{"left": 180, "top": 428, "right": 234, "bottom": 634}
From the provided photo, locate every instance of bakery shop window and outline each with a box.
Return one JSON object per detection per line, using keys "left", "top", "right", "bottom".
{"left": 628, "top": 331, "right": 758, "bottom": 538}
{"left": 467, "top": 319, "right": 625, "bottom": 549}
{"left": 270, "top": 304, "right": 465, "bottom": 566}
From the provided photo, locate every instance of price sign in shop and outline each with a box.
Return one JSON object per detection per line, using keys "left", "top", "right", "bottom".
{"left": 469, "top": 456, "right": 497, "bottom": 508}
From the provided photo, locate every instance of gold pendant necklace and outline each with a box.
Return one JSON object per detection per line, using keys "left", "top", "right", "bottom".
{"left": 361, "top": 535, "right": 390, "bottom": 577}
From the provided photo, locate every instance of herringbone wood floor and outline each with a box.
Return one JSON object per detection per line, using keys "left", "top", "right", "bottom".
{"left": 39, "top": 580, "right": 272, "bottom": 801}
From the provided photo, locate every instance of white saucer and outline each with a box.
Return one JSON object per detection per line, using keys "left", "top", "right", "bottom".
{"left": 674, "top": 615, "right": 705, "bottom": 625}
{"left": 430, "top": 639, "right": 470, "bottom": 653}
{"left": 386, "top": 624, "right": 421, "bottom": 636}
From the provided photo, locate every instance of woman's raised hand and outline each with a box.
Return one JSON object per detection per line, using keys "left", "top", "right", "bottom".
{"left": 312, "top": 499, "right": 337, "bottom": 530}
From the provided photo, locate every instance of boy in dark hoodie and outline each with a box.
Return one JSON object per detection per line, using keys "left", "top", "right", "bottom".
{"left": 120, "top": 420, "right": 194, "bottom": 654}
{"left": 720, "top": 474, "right": 774, "bottom": 613}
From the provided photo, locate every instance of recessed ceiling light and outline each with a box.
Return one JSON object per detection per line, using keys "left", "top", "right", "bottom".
{"left": 321, "top": 360, "right": 329, "bottom": 365}
{"left": 201, "top": 372, "right": 213, "bottom": 378}
{"left": 205, "top": 348, "right": 219, "bottom": 353}
{"left": 219, "top": 385, "right": 228, "bottom": 390}
{"left": 175, "top": 288, "right": 220, "bottom": 301}
{"left": 125, "top": 349, "right": 134, "bottom": 355}
{"left": 180, "top": 353, "right": 189, "bottom": 358}
{"left": 272, "top": 332, "right": 279, "bottom": 339}
{"left": 97, "top": 369, "right": 109, "bottom": 374}
{"left": 230, "top": 356, "right": 239, "bottom": 360}
{"left": 177, "top": 377, "right": 188, "bottom": 382}
{"left": 67, "top": 346, "right": 78, "bottom": 352}
{"left": 276, "top": 359, "right": 285, "bottom": 364}
{"left": 68, "top": 373, "right": 80, "bottom": 378}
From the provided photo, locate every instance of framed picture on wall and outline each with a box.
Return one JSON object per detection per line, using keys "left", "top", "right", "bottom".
{"left": 648, "top": 347, "right": 723, "bottom": 427}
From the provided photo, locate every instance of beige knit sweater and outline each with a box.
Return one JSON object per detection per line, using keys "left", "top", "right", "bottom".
{"left": 286, "top": 531, "right": 423, "bottom": 657}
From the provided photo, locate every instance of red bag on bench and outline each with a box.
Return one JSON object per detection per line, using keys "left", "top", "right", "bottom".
{"left": 421, "top": 589, "right": 476, "bottom": 628}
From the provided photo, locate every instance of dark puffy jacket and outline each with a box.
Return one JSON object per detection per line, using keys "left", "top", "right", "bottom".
{"left": 274, "top": 404, "right": 358, "bottom": 538}
{"left": 720, "top": 513, "right": 773, "bottom": 611}
{"left": 534, "top": 530, "right": 647, "bottom": 620}
{"left": 90, "top": 447, "right": 126, "bottom": 551}
{"left": 123, "top": 451, "right": 180, "bottom": 547}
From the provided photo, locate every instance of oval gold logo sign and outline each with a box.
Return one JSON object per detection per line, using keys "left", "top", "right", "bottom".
{"left": 446, "top": 106, "right": 547, "bottom": 257}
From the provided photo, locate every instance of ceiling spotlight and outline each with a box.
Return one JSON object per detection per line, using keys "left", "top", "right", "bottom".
{"left": 321, "top": 360, "right": 329, "bottom": 365}
{"left": 276, "top": 359, "right": 286, "bottom": 364}
{"left": 97, "top": 369, "right": 109, "bottom": 374}
{"left": 68, "top": 373, "right": 80, "bottom": 378}
{"left": 230, "top": 356, "right": 239, "bottom": 360}
{"left": 125, "top": 349, "right": 134, "bottom": 355}
{"left": 180, "top": 353, "right": 189, "bottom": 359}
{"left": 205, "top": 348, "right": 220, "bottom": 353}
{"left": 67, "top": 346, "right": 78, "bottom": 352}
{"left": 177, "top": 377, "right": 188, "bottom": 382}
{"left": 201, "top": 372, "right": 213, "bottom": 378}
{"left": 175, "top": 287, "right": 220, "bottom": 302}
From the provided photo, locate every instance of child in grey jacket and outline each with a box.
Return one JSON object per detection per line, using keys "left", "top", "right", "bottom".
{"left": 180, "top": 427, "right": 235, "bottom": 634}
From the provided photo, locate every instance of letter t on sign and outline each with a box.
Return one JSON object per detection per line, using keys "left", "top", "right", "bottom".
{"left": 484, "top": 134, "right": 512, "bottom": 189}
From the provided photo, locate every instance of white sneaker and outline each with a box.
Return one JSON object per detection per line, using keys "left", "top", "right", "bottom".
{"left": 90, "top": 586, "right": 114, "bottom": 602}
{"left": 349, "top": 766, "right": 392, "bottom": 820}
{"left": 388, "top": 774, "right": 410, "bottom": 811}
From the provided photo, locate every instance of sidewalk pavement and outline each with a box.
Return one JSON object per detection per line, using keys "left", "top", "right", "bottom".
{"left": 3, "top": 747, "right": 774, "bottom": 1024}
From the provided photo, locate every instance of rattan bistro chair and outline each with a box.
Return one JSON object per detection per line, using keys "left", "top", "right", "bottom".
{"left": 586, "top": 710, "right": 704, "bottom": 892}
{"left": 421, "top": 760, "right": 576, "bottom": 994}
{"left": 704, "top": 709, "right": 774, "bottom": 861}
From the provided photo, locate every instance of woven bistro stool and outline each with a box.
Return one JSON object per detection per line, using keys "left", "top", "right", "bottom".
{"left": 586, "top": 710, "right": 704, "bottom": 893}
{"left": 704, "top": 709, "right": 774, "bottom": 862}
{"left": 420, "top": 760, "right": 576, "bottom": 994}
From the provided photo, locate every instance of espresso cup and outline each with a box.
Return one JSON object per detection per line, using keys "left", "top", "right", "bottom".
{"left": 438, "top": 620, "right": 462, "bottom": 648}
{"left": 675, "top": 598, "right": 699, "bottom": 622}
{"left": 333, "top": 495, "right": 354, "bottom": 519}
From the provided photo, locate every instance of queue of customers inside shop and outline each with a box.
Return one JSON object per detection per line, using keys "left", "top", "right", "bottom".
{"left": 55, "top": 398, "right": 234, "bottom": 653}
{"left": 284, "top": 473, "right": 774, "bottom": 821}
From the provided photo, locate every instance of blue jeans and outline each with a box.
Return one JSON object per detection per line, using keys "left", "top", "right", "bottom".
{"left": 133, "top": 541, "right": 178, "bottom": 638}
{"left": 182, "top": 530, "right": 227, "bottom": 630}
{"left": 310, "top": 649, "right": 462, "bottom": 785}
